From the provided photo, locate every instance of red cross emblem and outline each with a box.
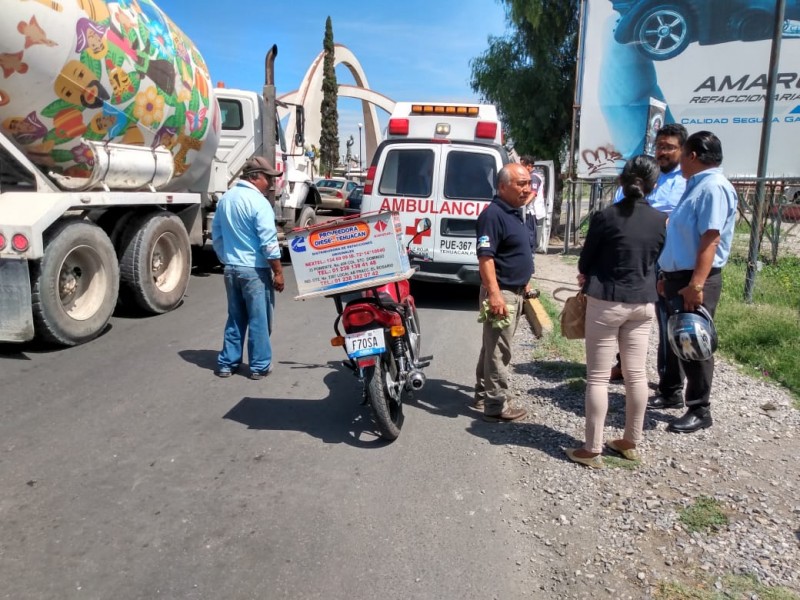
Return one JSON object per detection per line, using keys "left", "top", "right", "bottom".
{"left": 406, "top": 219, "right": 432, "bottom": 238}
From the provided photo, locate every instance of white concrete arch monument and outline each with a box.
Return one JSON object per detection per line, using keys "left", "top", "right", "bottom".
{"left": 279, "top": 44, "right": 395, "bottom": 170}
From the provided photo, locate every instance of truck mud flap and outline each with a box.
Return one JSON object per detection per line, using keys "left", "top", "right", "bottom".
{"left": 0, "top": 258, "right": 34, "bottom": 343}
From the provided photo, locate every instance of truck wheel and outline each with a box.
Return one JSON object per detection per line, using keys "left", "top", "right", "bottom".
{"left": 31, "top": 220, "right": 120, "bottom": 346}
{"left": 119, "top": 212, "right": 191, "bottom": 313}
{"left": 298, "top": 206, "right": 317, "bottom": 228}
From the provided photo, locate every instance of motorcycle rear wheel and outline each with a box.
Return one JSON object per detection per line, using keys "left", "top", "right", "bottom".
{"left": 365, "top": 354, "right": 403, "bottom": 441}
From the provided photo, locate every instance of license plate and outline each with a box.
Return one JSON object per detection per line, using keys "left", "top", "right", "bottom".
{"left": 439, "top": 239, "right": 473, "bottom": 254}
{"left": 345, "top": 328, "right": 386, "bottom": 359}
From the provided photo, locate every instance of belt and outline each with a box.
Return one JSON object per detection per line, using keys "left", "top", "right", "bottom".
{"left": 498, "top": 284, "right": 526, "bottom": 294}
{"left": 661, "top": 267, "right": 721, "bottom": 281}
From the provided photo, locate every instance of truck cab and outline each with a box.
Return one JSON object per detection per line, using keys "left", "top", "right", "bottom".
{"left": 212, "top": 88, "right": 320, "bottom": 236}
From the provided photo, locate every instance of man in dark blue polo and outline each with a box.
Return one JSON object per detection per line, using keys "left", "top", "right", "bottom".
{"left": 473, "top": 163, "right": 535, "bottom": 422}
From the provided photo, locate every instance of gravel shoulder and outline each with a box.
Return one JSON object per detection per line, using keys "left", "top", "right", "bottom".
{"left": 490, "top": 249, "right": 800, "bottom": 599}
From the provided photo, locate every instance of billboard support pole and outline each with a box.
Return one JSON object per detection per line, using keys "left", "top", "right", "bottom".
{"left": 567, "top": 0, "right": 588, "bottom": 181}
{"left": 565, "top": 0, "right": 588, "bottom": 253}
{"left": 744, "top": 0, "right": 786, "bottom": 302}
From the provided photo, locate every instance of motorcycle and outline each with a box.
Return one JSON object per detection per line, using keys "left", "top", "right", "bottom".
{"left": 330, "top": 218, "right": 433, "bottom": 441}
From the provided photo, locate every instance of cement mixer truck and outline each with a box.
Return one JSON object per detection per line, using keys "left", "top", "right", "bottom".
{"left": 0, "top": 0, "right": 321, "bottom": 346}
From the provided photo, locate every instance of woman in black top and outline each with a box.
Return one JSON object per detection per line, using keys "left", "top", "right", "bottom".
{"left": 566, "top": 155, "right": 668, "bottom": 468}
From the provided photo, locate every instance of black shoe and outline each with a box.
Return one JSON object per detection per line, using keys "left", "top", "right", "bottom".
{"left": 648, "top": 391, "right": 684, "bottom": 410}
{"left": 667, "top": 408, "right": 712, "bottom": 433}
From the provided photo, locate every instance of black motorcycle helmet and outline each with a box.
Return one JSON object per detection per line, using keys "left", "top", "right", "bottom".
{"left": 667, "top": 305, "right": 718, "bottom": 362}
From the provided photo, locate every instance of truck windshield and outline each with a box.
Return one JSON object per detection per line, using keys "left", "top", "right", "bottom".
{"left": 444, "top": 151, "right": 496, "bottom": 200}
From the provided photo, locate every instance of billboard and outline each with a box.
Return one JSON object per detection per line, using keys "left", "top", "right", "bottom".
{"left": 578, "top": 0, "right": 800, "bottom": 178}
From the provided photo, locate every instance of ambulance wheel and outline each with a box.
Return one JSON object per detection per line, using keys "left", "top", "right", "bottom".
{"left": 31, "top": 219, "right": 120, "bottom": 346}
{"left": 298, "top": 205, "right": 317, "bottom": 228}
{"left": 119, "top": 212, "right": 191, "bottom": 314}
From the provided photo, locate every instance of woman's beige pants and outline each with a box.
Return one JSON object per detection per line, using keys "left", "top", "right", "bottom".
{"left": 583, "top": 296, "right": 655, "bottom": 453}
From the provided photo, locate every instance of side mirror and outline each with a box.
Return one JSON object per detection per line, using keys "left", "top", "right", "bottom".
{"left": 407, "top": 217, "right": 432, "bottom": 251}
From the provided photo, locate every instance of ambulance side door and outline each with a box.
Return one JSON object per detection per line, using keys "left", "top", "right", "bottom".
{"left": 532, "top": 160, "right": 556, "bottom": 253}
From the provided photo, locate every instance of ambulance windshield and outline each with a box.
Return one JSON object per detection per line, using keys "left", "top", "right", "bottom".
{"left": 378, "top": 149, "right": 435, "bottom": 197}
{"left": 444, "top": 151, "right": 496, "bottom": 201}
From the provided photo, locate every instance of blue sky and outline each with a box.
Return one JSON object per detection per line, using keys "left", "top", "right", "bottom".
{"left": 157, "top": 0, "right": 509, "bottom": 158}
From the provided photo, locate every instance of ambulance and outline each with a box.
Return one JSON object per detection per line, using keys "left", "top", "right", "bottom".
{"left": 360, "top": 102, "right": 555, "bottom": 285}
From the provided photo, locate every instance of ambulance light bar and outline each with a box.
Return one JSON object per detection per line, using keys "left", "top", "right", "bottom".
{"left": 475, "top": 121, "right": 498, "bottom": 140}
{"left": 388, "top": 118, "right": 409, "bottom": 135}
{"left": 411, "top": 104, "right": 480, "bottom": 116}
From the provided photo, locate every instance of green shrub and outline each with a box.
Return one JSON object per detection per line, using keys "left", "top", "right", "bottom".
{"left": 716, "top": 258, "right": 800, "bottom": 403}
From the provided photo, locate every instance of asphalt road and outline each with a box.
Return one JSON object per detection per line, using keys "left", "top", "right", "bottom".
{"left": 0, "top": 266, "right": 535, "bottom": 600}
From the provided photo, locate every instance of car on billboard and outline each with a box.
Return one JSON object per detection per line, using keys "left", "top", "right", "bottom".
{"left": 611, "top": 0, "right": 800, "bottom": 61}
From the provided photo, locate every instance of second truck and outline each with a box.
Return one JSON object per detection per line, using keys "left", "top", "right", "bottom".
{"left": 0, "top": 0, "right": 321, "bottom": 346}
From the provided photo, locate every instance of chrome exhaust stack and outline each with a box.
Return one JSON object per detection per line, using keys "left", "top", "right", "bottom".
{"left": 407, "top": 370, "right": 426, "bottom": 391}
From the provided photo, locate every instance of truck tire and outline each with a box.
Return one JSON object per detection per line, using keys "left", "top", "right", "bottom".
{"left": 298, "top": 205, "right": 317, "bottom": 228}
{"left": 31, "top": 220, "right": 120, "bottom": 346}
{"left": 119, "top": 212, "right": 191, "bottom": 314}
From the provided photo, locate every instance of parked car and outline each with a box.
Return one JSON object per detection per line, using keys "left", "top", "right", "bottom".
{"left": 612, "top": 0, "right": 800, "bottom": 61}
{"left": 772, "top": 186, "right": 800, "bottom": 222}
{"left": 315, "top": 177, "right": 359, "bottom": 212}
{"left": 344, "top": 185, "right": 364, "bottom": 214}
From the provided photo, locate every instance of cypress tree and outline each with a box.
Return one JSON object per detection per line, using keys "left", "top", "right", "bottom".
{"left": 319, "top": 17, "right": 340, "bottom": 176}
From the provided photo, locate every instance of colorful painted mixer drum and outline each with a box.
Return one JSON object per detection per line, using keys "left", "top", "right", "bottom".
{"left": 0, "top": 0, "right": 220, "bottom": 190}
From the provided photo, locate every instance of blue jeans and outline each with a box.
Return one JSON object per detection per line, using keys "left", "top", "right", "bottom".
{"left": 218, "top": 266, "right": 275, "bottom": 373}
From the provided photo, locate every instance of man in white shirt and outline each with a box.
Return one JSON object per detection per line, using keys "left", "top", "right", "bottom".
{"left": 520, "top": 155, "right": 546, "bottom": 250}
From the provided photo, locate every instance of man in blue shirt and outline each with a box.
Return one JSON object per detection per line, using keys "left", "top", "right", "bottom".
{"left": 473, "top": 163, "right": 535, "bottom": 422}
{"left": 656, "top": 131, "right": 738, "bottom": 433}
{"left": 613, "top": 125, "right": 686, "bottom": 216}
{"left": 212, "top": 156, "right": 285, "bottom": 379}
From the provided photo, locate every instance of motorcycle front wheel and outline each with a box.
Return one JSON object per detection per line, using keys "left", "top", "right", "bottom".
{"left": 365, "top": 353, "right": 403, "bottom": 441}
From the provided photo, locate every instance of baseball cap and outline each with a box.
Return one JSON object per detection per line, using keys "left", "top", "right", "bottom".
{"left": 242, "top": 156, "right": 281, "bottom": 177}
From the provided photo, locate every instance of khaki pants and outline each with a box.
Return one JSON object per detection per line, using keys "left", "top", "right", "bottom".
{"left": 474, "top": 287, "right": 523, "bottom": 415}
{"left": 584, "top": 297, "right": 655, "bottom": 453}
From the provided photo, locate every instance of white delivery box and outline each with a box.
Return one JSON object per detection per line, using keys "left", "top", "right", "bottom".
{"left": 287, "top": 212, "right": 413, "bottom": 299}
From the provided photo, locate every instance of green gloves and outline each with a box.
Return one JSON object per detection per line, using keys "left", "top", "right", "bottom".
{"left": 477, "top": 299, "right": 516, "bottom": 329}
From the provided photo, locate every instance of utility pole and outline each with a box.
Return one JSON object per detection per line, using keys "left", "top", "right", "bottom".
{"left": 358, "top": 122, "right": 363, "bottom": 174}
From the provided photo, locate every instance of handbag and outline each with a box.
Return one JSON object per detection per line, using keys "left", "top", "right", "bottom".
{"left": 554, "top": 288, "right": 587, "bottom": 340}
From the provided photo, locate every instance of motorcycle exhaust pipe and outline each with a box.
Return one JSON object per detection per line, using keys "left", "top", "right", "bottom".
{"left": 408, "top": 370, "right": 426, "bottom": 391}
